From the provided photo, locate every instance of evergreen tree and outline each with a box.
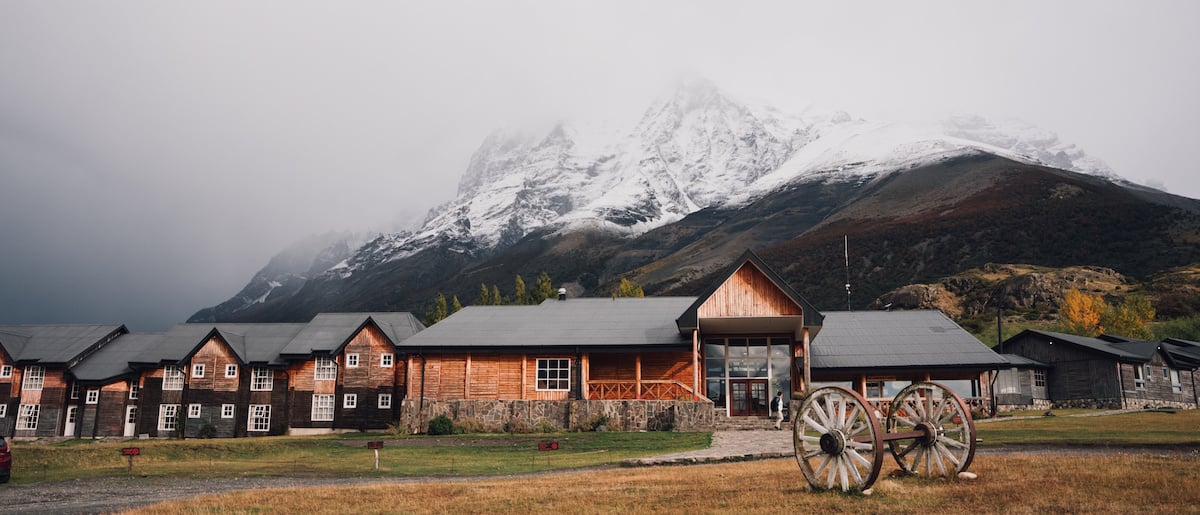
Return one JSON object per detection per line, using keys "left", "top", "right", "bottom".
{"left": 424, "top": 293, "right": 449, "bottom": 326}
{"left": 514, "top": 275, "right": 527, "bottom": 305}
{"left": 491, "top": 285, "right": 504, "bottom": 305}
{"left": 475, "top": 283, "right": 490, "bottom": 306}
{"left": 613, "top": 277, "right": 645, "bottom": 298}
{"left": 450, "top": 295, "right": 463, "bottom": 314}
{"left": 533, "top": 272, "right": 554, "bottom": 304}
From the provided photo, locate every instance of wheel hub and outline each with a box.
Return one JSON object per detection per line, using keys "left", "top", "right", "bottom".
{"left": 914, "top": 422, "right": 942, "bottom": 445}
{"left": 819, "top": 430, "right": 847, "bottom": 454}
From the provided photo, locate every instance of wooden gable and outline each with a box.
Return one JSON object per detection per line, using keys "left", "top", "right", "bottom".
{"left": 697, "top": 262, "right": 804, "bottom": 318}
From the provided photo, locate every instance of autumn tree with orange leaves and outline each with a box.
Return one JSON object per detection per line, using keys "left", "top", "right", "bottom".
{"left": 1059, "top": 289, "right": 1155, "bottom": 339}
{"left": 1060, "top": 289, "right": 1107, "bottom": 336}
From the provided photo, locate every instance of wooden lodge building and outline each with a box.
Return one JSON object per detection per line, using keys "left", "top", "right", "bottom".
{"left": 3, "top": 250, "right": 1032, "bottom": 438}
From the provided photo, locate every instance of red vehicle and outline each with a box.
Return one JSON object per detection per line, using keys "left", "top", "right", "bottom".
{"left": 0, "top": 436, "right": 10, "bottom": 483}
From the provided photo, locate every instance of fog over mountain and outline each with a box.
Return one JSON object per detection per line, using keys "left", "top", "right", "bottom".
{"left": 1, "top": 1, "right": 1197, "bottom": 330}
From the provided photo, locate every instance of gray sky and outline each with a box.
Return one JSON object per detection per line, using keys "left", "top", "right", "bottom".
{"left": 2, "top": 1, "right": 1197, "bottom": 330}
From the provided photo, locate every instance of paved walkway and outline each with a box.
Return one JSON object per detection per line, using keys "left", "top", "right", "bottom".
{"left": 626, "top": 430, "right": 794, "bottom": 465}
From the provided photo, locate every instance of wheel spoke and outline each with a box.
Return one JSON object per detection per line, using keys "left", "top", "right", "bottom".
{"left": 824, "top": 457, "right": 837, "bottom": 489}
{"left": 802, "top": 414, "right": 828, "bottom": 434}
{"left": 931, "top": 445, "right": 948, "bottom": 476}
{"left": 803, "top": 449, "right": 824, "bottom": 459}
{"left": 895, "top": 439, "right": 920, "bottom": 458}
{"left": 935, "top": 441, "right": 962, "bottom": 468}
{"left": 812, "top": 399, "right": 833, "bottom": 428}
{"left": 933, "top": 397, "right": 950, "bottom": 424}
{"left": 814, "top": 452, "right": 833, "bottom": 479}
{"left": 846, "top": 447, "right": 874, "bottom": 469}
{"left": 894, "top": 414, "right": 917, "bottom": 428}
{"left": 837, "top": 396, "right": 847, "bottom": 430}
{"left": 800, "top": 435, "right": 821, "bottom": 444}
{"left": 846, "top": 454, "right": 865, "bottom": 485}
{"left": 937, "top": 435, "right": 969, "bottom": 450}
{"left": 838, "top": 456, "right": 849, "bottom": 491}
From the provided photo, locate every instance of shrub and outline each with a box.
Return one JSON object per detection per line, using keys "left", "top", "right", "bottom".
{"left": 386, "top": 422, "right": 409, "bottom": 436}
{"left": 198, "top": 424, "right": 217, "bottom": 439}
{"left": 455, "top": 416, "right": 499, "bottom": 434}
{"left": 427, "top": 414, "right": 455, "bottom": 436}
{"left": 504, "top": 419, "right": 532, "bottom": 434}
{"left": 587, "top": 415, "right": 610, "bottom": 432}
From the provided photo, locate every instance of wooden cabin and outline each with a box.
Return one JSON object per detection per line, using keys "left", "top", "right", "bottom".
{"left": 281, "top": 313, "right": 422, "bottom": 434}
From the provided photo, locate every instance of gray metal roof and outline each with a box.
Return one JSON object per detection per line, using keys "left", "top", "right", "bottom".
{"left": 70, "top": 333, "right": 164, "bottom": 382}
{"left": 0, "top": 324, "right": 125, "bottom": 364}
{"left": 139, "top": 323, "right": 308, "bottom": 367}
{"left": 401, "top": 297, "right": 697, "bottom": 349}
{"left": 282, "top": 313, "right": 423, "bottom": 356}
{"left": 810, "top": 311, "right": 1008, "bottom": 370}
{"left": 1015, "top": 330, "right": 1144, "bottom": 361}
{"left": 998, "top": 353, "right": 1050, "bottom": 368}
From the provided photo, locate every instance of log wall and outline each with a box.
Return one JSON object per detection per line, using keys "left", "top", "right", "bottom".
{"left": 697, "top": 263, "right": 802, "bottom": 318}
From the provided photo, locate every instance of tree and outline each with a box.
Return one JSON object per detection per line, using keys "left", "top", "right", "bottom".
{"left": 513, "top": 275, "right": 527, "bottom": 305}
{"left": 424, "top": 293, "right": 449, "bottom": 326}
{"left": 1060, "top": 289, "right": 1106, "bottom": 336}
{"left": 475, "top": 283, "right": 490, "bottom": 306}
{"left": 450, "top": 295, "right": 463, "bottom": 315}
{"left": 613, "top": 277, "right": 645, "bottom": 298}
{"left": 1102, "top": 295, "right": 1155, "bottom": 339}
{"left": 491, "top": 285, "right": 504, "bottom": 305}
{"left": 532, "top": 272, "right": 554, "bottom": 304}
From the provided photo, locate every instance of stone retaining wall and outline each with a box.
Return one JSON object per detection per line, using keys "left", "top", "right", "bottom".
{"left": 398, "top": 399, "right": 715, "bottom": 433}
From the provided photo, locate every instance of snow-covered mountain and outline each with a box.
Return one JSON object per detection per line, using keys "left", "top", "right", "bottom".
{"left": 324, "top": 78, "right": 1115, "bottom": 278}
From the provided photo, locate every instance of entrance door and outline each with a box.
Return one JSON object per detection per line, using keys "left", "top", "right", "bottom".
{"left": 64, "top": 406, "right": 77, "bottom": 436}
{"left": 124, "top": 406, "right": 137, "bottom": 437}
{"left": 730, "top": 379, "right": 769, "bottom": 416}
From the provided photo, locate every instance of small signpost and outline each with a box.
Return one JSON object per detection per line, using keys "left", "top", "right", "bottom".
{"left": 367, "top": 440, "right": 383, "bottom": 470}
{"left": 121, "top": 447, "right": 140, "bottom": 473}
{"left": 538, "top": 441, "right": 558, "bottom": 466}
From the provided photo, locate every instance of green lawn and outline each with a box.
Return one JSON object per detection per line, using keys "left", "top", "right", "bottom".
{"left": 976, "top": 409, "right": 1200, "bottom": 446}
{"left": 7, "top": 431, "right": 710, "bottom": 485}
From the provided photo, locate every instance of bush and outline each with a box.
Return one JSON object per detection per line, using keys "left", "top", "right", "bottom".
{"left": 455, "top": 417, "right": 499, "bottom": 434}
{"left": 504, "top": 419, "right": 532, "bottom": 434}
{"left": 427, "top": 414, "right": 455, "bottom": 435}
{"left": 198, "top": 424, "right": 217, "bottom": 439}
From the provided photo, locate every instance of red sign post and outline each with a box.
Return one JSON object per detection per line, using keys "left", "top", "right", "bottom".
{"left": 121, "top": 447, "right": 140, "bottom": 472}
{"left": 367, "top": 441, "right": 383, "bottom": 470}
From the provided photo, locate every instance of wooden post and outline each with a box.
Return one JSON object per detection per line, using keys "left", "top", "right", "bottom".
{"left": 692, "top": 329, "right": 700, "bottom": 401}
{"left": 635, "top": 354, "right": 642, "bottom": 400}
{"left": 802, "top": 328, "right": 811, "bottom": 396}
{"left": 520, "top": 355, "right": 527, "bottom": 400}
{"left": 465, "top": 354, "right": 472, "bottom": 400}
{"left": 582, "top": 354, "right": 590, "bottom": 400}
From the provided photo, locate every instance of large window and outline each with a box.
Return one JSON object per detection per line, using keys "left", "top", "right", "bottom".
{"left": 1133, "top": 365, "right": 1146, "bottom": 389}
{"left": 248, "top": 404, "right": 271, "bottom": 432}
{"left": 536, "top": 358, "right": 570, "bottom": 391}
{"left": 1034, "top": 369, "right": 1046, "bottom": 387}
{"left": 703, "top": 337, "right": 792, "bottom": 407}
{"left": 314, "top": 357, "right": 336, "bottom": 381}
{"left": 22, "top": 366, "right": 45, "bottom": 391}
{"left": 251, "top": 368, "right": 273, "bottom": 391}
{"left": 17, "top": 404, "right": 39, "bottom": 430}
{"left": 158, "top": 404, "right": 180, "bottom": 431}
{"left": 312, "top": 394, "right": 334, "bottom": 421}
{"left": 1170, "top": 369, "right": 1182, "bottom": 393}
{"left": 163, "top": 366, "right": 185, "bottom": 390}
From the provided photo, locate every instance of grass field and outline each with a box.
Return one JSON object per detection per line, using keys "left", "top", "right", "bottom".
{"left": 976, "top": 409, "right": 1200, "bottom": 445}
{"left": 128, "top": 454, "right": 1200, "bottom": 514}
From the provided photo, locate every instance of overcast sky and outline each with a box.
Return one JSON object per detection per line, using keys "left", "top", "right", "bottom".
{"left": 2, "top": 1, "right": 1197, "bottom": 331}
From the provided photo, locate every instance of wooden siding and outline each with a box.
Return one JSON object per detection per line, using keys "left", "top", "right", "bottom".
{"left": 697, "top": 263, "right": 803, "bottom": 318}
{"left": 187, "top": 337, "right": 241, "bottom": 392}
{"left": 339, "top": 324, "right": 397, "bottom": 390}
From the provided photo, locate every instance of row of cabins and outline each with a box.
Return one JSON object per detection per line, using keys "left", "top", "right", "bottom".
{"left": 2, "top": 251, "right": 1195, "bottom": 438}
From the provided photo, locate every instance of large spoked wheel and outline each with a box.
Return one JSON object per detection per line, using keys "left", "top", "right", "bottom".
{"left": 885, "top": 381, "right": 976, "bottom": 478}
{"left": 793, "top": 386, "right": 884, "bottom": 492}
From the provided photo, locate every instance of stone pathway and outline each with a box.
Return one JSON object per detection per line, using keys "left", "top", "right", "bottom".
{"left": 625, "top": 430, "right": 794, "bottom": 465}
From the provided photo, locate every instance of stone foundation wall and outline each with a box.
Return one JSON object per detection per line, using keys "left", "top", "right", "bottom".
{"left": 398, "top": 399, "right": 715, "bottom": 433}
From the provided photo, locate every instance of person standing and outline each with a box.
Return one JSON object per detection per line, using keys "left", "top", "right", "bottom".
{"left": 771, "top": 391, "right": 785, "bottom": 430}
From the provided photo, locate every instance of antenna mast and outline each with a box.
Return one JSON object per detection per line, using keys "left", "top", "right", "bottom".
{"left": 844, "top": 235, "right": 851, "bottom": 311}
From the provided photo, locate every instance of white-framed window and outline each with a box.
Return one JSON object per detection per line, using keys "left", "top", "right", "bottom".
{"left": 70, "top": 383, "right": 80, "bottom": 399}
{"left": 380, "top": 354, "right": 394, "bottom": 368}
{"left": 1170, "top": 369, "right": 1182, "bottom": 393}
{"left": 86, "top": 389, "right": 100, "bottom": 405}
{"left": 346, "top": 353, "right": 360, "bottom": 368}
{"left": 343, "top": 394, "right": 357, "bottom": 409}
{"left": 1163, "top": 367, "right": 1170, "bottom": 379}
{"left": 188, "top": 403, "right": 202, "bottom": 418}
{"left": 225, "top": 364, "right": 238, "bottom": 378}
{"left": 248, "top": 404, "right": 270, "bottom": 432}
{"left": 312, "top": 394, "right": 334, "bottom": 421}
{"left": 17, "top": 404, "right": 39, "bottom": 430}
{"left": 1033, "top": 369, "right": 1046, "bottom": 388}
{"left": 0, "top": 364, "right": 12, "bottom": 378}
{"left": 378, "top": 393, "right": 392, "bottom": 409}
{"left": 129, "top": 384, "right": 140, "bottom": 400}
{"left": 22, "top": 365, "right": 45, "bottom": 391}
{"left": 536, "top": 358, "right": 571, "bottom": 391}
{"left": 0, "top": 404, "right": 6, "bottom": 417}
{"left": 192, "top": 363, "right": 205, "bottom": 378}
{"left": 1133, "top": 365, "right": 1146, "bottom": 389}
{"left": 251, "top": 368, "right": 273, "bottom": 391}
{"left": 158, "top": 404, "right": 180, "bottom": 431}
{"left": 314, "top": 357, "right": 336, "bottom": 381}
{"left": 163, "top": 366, "right": 185, "bottom": 390}
{"left": 221, "top": 404, "right": 235, "bottom": 419}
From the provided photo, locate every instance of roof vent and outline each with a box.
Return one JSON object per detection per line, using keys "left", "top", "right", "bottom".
{"left": 557, "top": 288, "right": 567, "bottom": 301}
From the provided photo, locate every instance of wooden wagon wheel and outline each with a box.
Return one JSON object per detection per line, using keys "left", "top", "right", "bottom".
{"left": 884, "top": 381, "right": 977, "bottom": 478}
{"left": 793, "top": 386, "right": 884, "bottom": 492}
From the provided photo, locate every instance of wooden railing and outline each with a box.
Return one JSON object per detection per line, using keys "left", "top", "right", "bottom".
{"left": 587, "top": 380, "right": 700, "bottom": 401}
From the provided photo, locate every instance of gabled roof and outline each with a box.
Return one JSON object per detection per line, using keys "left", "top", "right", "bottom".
{"left": 676, "top": 249, "right": 824, "bottom": 332}
{"left": 810, "top": 311, "right": 1007, "bottom": 370}
{"left": 136, "top": 323, "right": 308, "bottom": 368}
{"left": 402, "top": 298, "right": 696, "bottom": 350}
{"left": 0, "top": 324, "right": 126, "bottom": 365}
{"left": 70, "top": 333, "right": 164, "bottom": 383}
{"left": 1007, "top": 330, "right": 1145, "bottom": 362}
{"left": 281, "top": 312, "right": 423, "bottom": 356}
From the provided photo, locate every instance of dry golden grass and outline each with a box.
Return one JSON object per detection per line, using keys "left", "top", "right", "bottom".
{"left": 128, "top": 453, "right": 1200, "bottom": 514}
